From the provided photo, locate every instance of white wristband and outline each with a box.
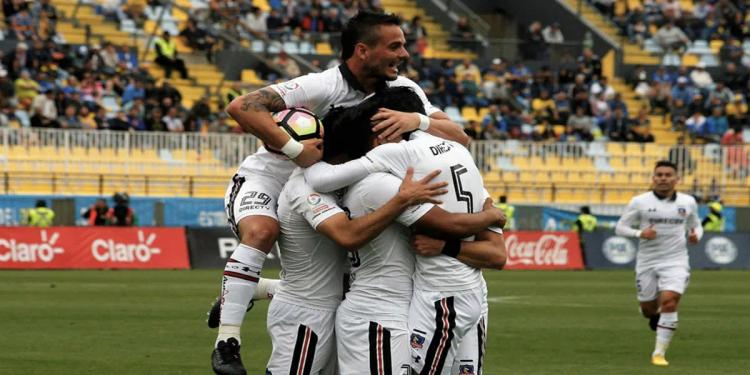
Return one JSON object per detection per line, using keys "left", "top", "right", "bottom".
{"left": 417, "top": 113, "right": 430, "bottom": 131}
{"left": 635, "top": 230, "right": 642, "bottom": 238}
{"left": 280, "top": 138, "right": 304, "bottom": 159}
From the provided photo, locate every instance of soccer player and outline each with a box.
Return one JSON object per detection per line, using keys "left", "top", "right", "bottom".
{"left": 213, "top": 11, "right": 467, "bottom": 374}
{"left": 615, "top": 160, "right": 702, "bottom": 367}
{"left": 267, "top": 166, "right": 447, "bottom": 374}
{"left": 307, "top": 87, "right": 505, "bottom": 374}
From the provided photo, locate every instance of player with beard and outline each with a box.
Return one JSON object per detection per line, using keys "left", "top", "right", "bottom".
{"left": 615, "top": 160, "right": 702, "bottom": 367}
{"left": 309, "top": 87, "right": 505, "bottom": 375}
{"left": 211, "top": 11, "right": 468, "bottom": 375}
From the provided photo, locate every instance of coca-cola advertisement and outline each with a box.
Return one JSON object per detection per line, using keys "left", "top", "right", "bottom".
{"left": 503, "top": 231, "right": 584, "bottom": 270}
{"left": 0, "top": 227, "right": 190, "bottom": 269}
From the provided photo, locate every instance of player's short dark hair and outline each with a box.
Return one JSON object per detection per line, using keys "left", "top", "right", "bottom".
{"left": 35, "top": 200, "right": 47, "bottom": 208}
{"left": 499, "top": 195, "right": 507, "bottom": 203}
{"left": 341, "top": 11, "right": 402, "bottom": 60}
{"left": 654, "top": 160, "right": 678, "bottom": 172}
{"left": 581, "top": 206, "right": 591, "bottom": 214}
{"left": 323, "top": 86, "right": 425, "bottom": 160}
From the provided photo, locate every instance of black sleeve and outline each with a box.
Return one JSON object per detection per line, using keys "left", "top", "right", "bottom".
{"left": 701, "top": 217, "right": 709, "bottom": 227}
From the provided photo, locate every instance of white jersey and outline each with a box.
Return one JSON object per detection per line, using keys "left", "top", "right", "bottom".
{"left": 366, "top": 131, "right": 494, "bottom": 292}
{"left": 339, "top": 173, "right": 434, "bottom": 320}
{"left": 274, "top": 168, "right": 348, "bottom": 310}
{"left": 615, "top": 191, "right": 703, "bottom": 272}
{"left": 238, "top": 64, "right": 440, "bottom": 185}
{"left": 269, "top": 64, "right": 441, "bottom": 119}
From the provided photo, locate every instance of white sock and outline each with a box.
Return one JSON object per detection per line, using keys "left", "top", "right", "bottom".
{"left": 217, "top": 244, "right": 266, "bottom": 341}
{"left": 216, "top": 325, "right": 241, "bottom": 347}
{"left": 253, "top": 278, "right": 280, "bottom": 300}
{"left": 653, "top": 312, "right": 678, "bottom": 356}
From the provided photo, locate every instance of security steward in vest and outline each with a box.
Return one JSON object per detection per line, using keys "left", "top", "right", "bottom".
{"left": 574, "top": 206, "right": 597, "bottom": 260}
{"left": 154, "top": 31, "right": 188, "bottom": 79}
{"left": 494, "top": 195, "right": 515, "bottom": 229}
{"left": 27, "top": 200, "right": 55, "bottom": 227}
{"left": 702, "top": 201, "right": 725, "bottom": 232}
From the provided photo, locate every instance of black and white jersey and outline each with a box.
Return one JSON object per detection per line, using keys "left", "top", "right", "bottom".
{"left": 274, "top": 168, "right": 348, "bottom": 310}
{"left": 616, "top": 191, "right": 703, "bottom": 272}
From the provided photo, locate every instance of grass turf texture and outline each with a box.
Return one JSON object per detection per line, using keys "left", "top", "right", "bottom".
{"left": 1, "top": 270, "right": 748, "bottom": 374}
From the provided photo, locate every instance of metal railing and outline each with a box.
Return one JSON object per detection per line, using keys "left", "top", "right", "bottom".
{"left": 1, "top": 129, "right": 747, "bottom": 201}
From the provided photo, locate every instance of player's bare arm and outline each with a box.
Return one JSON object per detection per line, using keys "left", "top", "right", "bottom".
{"left": 411, "top": 230, "right": 506, "bottom": 270}
{"left": 317, "top": 168, "right": 447, "bottom": 250}
{"left": 412, "top": 204, "right": 503, "bottom": 239}
{"left": 226, "top": 87, "right": 322, "bottom": 167}
{"left": 371, "top": 109, "right": 471, "bottom": 146}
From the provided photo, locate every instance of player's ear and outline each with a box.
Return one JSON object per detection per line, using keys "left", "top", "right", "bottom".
{"left": 355, "top": 42, "right": 368, "bottom": 60}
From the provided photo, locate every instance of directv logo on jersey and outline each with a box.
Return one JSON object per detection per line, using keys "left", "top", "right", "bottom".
{"left": 429, "top": 141, "right": 453, "bottom": 155}
{"left": 410, "top": 333, "right": 425, "bottom": 349}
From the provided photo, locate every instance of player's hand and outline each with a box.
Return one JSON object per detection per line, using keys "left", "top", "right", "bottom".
{"left": 483, "top": 198, "right": 506, "bottom": 228}
{"left": 292, "top": 139, "right": 323, "bottom": 167}
{"left": 688, "top": 229, "right": 699, "bottom": 244}
{"left": 641, "top": 225, "right": 657, "bottom": 240}
{"left": 411, "top": 234, "right": 445, "bottom": 257}
{"left": 371, "top": 108, "right": 421, "bottom": 142}
{"left": 398, "top": 167, "right": 448, "bottom": 206}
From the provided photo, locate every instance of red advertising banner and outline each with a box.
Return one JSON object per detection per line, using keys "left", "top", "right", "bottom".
{"left": 0, "top": 227, "right": 190, "bottom": 269}
{"left": 503, "top": 231, "right": 584, "bottom": 270}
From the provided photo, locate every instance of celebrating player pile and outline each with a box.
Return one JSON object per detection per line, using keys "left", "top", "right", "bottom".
{"left": 615, "top": 160, "right": 703, "bottom": 367}
{"left": 209, "top": 10, "right": 504, "bottom": 375}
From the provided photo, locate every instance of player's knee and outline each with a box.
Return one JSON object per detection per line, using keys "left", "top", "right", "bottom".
{"left": 661, "top": 298, "right": 678, "bottom": 312}
{"left": 239, "top": 222, "right": 279, "bottom": 251}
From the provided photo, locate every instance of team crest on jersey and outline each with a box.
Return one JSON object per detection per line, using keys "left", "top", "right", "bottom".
{"left": 459, "top": 365, "right": 474, "bottom": 374}
{"left": 677, "top": 207, "right": 687, "bottom": 217}
{"left": 307, "top": 193, "right": 322, "bottom": 205}
{"left": 410, "top": 333, "right": 425, "bottom": 349}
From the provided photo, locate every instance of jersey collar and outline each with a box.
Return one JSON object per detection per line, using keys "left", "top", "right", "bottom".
{"left": 652, "top": 190, "right": 677, "bottom": 201}
{"left": 338, "top": 63, "right": 387, "bottom": 93}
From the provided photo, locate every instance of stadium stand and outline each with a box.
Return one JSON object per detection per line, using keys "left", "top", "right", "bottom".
{"left": 0, "top": 0, "right": 747, "bottom": 206}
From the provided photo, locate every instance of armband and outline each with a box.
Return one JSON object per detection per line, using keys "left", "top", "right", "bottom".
{"left": 441, "top": 239, "right": 461, "bottom": 258}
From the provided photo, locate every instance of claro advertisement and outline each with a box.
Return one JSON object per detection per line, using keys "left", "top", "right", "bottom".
{"left": 0, "top": 227, "right": 190, "bottom": 269}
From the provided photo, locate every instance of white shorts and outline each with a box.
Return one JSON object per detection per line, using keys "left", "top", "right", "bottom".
{"left": 449, "top": 312, "right": 488, "bottom": 375}
{"left": 224, "top": 173, "right": 283, "bottom": 237}
{"left": 409, "top": 288, "right": 484, "bottom": 375}
{"left": 335, "top": 308, "right": 411, "bottom": 375}
{"left": 266, "top": 299, "right": 337, "bottom": 375}
{"left": 636, "top": 265, "right": 691, "bottom": 302}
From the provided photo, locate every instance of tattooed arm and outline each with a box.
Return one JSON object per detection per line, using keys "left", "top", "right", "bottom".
{"left": 226, "top": 87, "right": 322, "bottom": 166}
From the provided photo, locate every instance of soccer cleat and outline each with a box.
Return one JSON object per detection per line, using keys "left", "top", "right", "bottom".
{"left": 651, "top": 354, "right": 669, "bottom": 366}
{"left": 207, "top": 298, "right": 254, "bottom": 329}
{"left": 212, "top": 338, "right": 246, "bottom": 375}
{"left": 649, "top": 314, "right": 660, "bottom": 331}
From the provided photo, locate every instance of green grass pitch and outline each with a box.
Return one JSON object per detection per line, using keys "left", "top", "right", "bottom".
{"left": 1, "top": 269, "right": 748, "bottom": 374}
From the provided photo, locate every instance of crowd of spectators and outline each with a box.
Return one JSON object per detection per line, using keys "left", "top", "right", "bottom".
{"left": 596, "top": 1, "right": 750, "bottom": 146}
{"left": 630, "top": 61, "right": 749, "bottom": 144}
{"left": 0, "top": 0, "right": 239, "bottom": 132}
{"left": 599, "top": 0, "right": 748, "bottom": 50}
{"left": 403, "top": 46, "right": 661, "bottom": 143}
